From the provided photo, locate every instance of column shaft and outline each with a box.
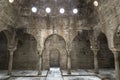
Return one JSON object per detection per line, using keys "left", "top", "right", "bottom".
{"left": 67, "top": 52, "right": 71, "bottom": 74}
{"left": 38, "top": 54, "right": 42, "bottom": 75}
{"left": 8, "top": 51, "right": 14, "bottom": 75}
{"left": 93, "top": 49, "right": 99, "bottom": 74}
{"left": 113, "top": 51, "right": 120, "bottom": 80}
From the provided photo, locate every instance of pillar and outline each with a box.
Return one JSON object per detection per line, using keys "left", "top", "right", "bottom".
{"left": 67, "top": 49, "right": 71, "bottom": 74}
{"left": 38, "top": 53, "right": 42, "bottom": 75}
{"left": 112, "top": 49, "right": 120, "bottom": 80}
{"left": 92, "top": 49, "right": 99, "bottom": 74}
{"left": 8, "top": 47, "right": 16, "bottom": 75}
{"left": 38, "top": 48, "right": 43, "bottom": 75}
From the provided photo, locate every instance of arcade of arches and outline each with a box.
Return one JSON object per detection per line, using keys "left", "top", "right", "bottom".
{"left": 0, "top": 0, "right": 120, "bottom": 80}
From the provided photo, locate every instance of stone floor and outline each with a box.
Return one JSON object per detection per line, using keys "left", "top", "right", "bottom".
{"left": 0, "top": 68, "right": 115, "bottom": 80}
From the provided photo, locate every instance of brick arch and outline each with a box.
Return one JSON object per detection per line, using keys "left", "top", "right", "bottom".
{"left": 26, "top": 28, "right": 39, "bottom": 43}
{"left": 97, "top": 31, "right": 114, "bottom": 50}
{"left": 49, "top": 48, "right": 60, "bottom": 67}
{"left": 97, "top": 32, "right": 114, "bottom": 69}
{"left": 42, "top": 34, "right": 67, "bottom": 70}
{"left": 13, "top": 33, "right": 39, "bottom": 70}
{"left": 44, "top": 34, "right": 66, "bottom": 48}
{"left": 97, "top": 32, "right": 109, "bottom": 48}
{"left": 70, "top": 31, "right": 79, "bottom": 44}
{"left": 71, "top": 31, "right": 94, "bottom": 69}
{"left": 26, "top": 28, "right": 43, "bottom": 52}
{"left": 0, "top": 28, "right": 8, "bottom": 33}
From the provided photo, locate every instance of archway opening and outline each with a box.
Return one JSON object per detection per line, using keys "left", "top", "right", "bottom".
{"left": 0, "top": 31, "right": 8, "bottom": 70}
{"left": 97, "top": 32, "right": 114, "bottom": 69}
{"left": 71, "top": 30, "right": 94, "bottom": 69}
{"left": 13, "top": 33, "right": 39, "bottom": 70}
{"left": 43, "top": 34, "right": 67, "bottom": 70}
{"left": 49, "top": 49, "right": 60, "bottom": 68}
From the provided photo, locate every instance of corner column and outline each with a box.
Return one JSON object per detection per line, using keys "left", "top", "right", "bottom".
{"left": 38, "top": 53, "right": 42, "bottom": 75}
{"left": 112, "top": 49, "right": 120, "bottom": 80}
{"left": 8, "top": 47, "right": 16, "bottom": 75}
{"left": 38, "top": 46, "right": 43, "bottom": 75}
{"left": 67, "top": 49, "right": 71, "bottom": 74}
{"left": 92, "top": 48, "right": 99, "bottom": 74}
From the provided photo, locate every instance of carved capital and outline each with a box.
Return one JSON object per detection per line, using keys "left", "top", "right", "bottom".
{"left": 91, "top": 48, "right": 99, "bottom": 51}
{"left": 39, "top": 54, "right": 42, "bottom": 58}
{"left": 111, "top": 47, "right": 119, "bottom": 52}
{"left": 8, "top": 45, "right": 17, "bottom": 52}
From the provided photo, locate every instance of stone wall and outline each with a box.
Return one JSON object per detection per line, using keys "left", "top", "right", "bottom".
{"left": 0, "top": 30, "right": 118, "bottom": 70}
{"left": 13, "top": 33, "right": 39, "bottom": 70}
{"left": 71, "top": 31, "right": 94, "bottom": 69}
{"left": 97, "top": 0, "right": 120, "bottom": 49}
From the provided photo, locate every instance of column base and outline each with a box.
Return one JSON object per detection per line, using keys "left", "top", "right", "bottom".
{"left": 38, "top": 71, "right": 41, "bottom": 76}
{"left": 94, "top": 70, "right": 99, "bottom": 74}
{"left": 67, "top": 70, "right": 71, "bottom": 75}
{"left": 8, "top": 72, "right": 12, "bottom": 75}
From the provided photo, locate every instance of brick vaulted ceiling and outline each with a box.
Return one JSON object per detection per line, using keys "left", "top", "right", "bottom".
{"left": 0, "top": 0, "right": 99, "bottom": 29}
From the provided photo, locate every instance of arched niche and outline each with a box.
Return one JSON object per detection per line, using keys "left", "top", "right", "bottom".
{"left": 49, "top": 49, "right": 60, "bottom": 67}
{"left": 97, "top": 32, "right": 114, "bottom": 69}
{"left": 44, "top": 34, "right": 66, "bottom": 49}
{"left": 0, "top": 31, "right": 8, "bottom": 70}
{"left": 42, "top": 34, "right": 67, "bottom": 70}
{"left": 13, "top": 33, "right": 39, "bottom": 70}
{"left": 71, "top": 30, "right": 94, "bottom": 69}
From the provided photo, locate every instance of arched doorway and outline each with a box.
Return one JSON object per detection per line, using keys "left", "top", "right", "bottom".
{"left": 42, "top": 34, "right": 67, "bottom": 70}
{"left": 97, "top": 32, "right": 114, "bottom": 69}
{"left": 0, "top": 31, "right": 8, "bottom": 70}
{"left": 49, "top": 49, "right": 60, "bottom": 67}
{"left": 13, "top": 33, "right": 39, "bottom": 70}
{"left": 71, "top": 31, "right": 94, "bottom": 69}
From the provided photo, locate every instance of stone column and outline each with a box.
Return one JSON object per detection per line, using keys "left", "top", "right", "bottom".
{"left": 8, "top": 47, "right": 16, "bottom": 75}
{"left": 67, "top": 49, "right": 71, "bottom": 74}
{"left": 38, "top": 48, "right": 43, "bottom": 75}
{"left": 112, "top": 49, "right": 120, "bottom": 80}
{"left": 37, "top": 43, "right": 43, "bottom": 75}
{"left": 92, "top": 49, "right": 99, "bottom": 74}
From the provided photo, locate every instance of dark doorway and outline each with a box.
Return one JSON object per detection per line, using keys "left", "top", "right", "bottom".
{"left": 97, "top": 32, "right": 114, "bottom": 69}
{"left": 50, "top": 49, "right": 60, "bottom": 67}
{"left": 71, "top": 31, "right": 94, "bottom": 69}
{"left": 13, "top": 33, "right": 39, "bottom": 70}
{"left": 0, "top": 31, "right": 8, "bottom": 70}
{"left": 43, "top": 34, "right": 67, "bottom": 70}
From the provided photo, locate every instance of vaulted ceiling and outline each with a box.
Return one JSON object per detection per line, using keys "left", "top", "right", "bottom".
{"left": 0, "top": 0, "right": 100, "bottom": 28}
{"left": 0, "top": 0, "right": 119, "bottom": 32}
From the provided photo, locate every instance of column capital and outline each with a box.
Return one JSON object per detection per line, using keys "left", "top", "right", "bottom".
{"left": 37, "top": 46, "right": 41, "bottom": 51}
{"left": 111, "top": 48, "right": 120, "bottom": 54}
{"left": 67, "top": 53, "right": 70, "bottom": 57}
{"left": 111, "top": 48, "right": 118, "bottom": 51}
{"left": 39, "top": 54, "right": 42, "bottom": 58}
{"left": 91, "top": 48, "right": 99, "bottom": 51}
{"left": 8, "top": 46, "right": 17, "bottom": 52}
{"left": 67, "top": 49, "right": 71, "bottom": 52}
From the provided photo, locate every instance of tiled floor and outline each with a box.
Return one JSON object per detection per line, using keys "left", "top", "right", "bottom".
{"left": 46, "top": 68, "right": 63, "bottom": 80}
{"left": 0, "top": 68, "right": 115, "bottom": 80}
{"left": 63, "top": 76, "right": 101, "bottom": 80}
